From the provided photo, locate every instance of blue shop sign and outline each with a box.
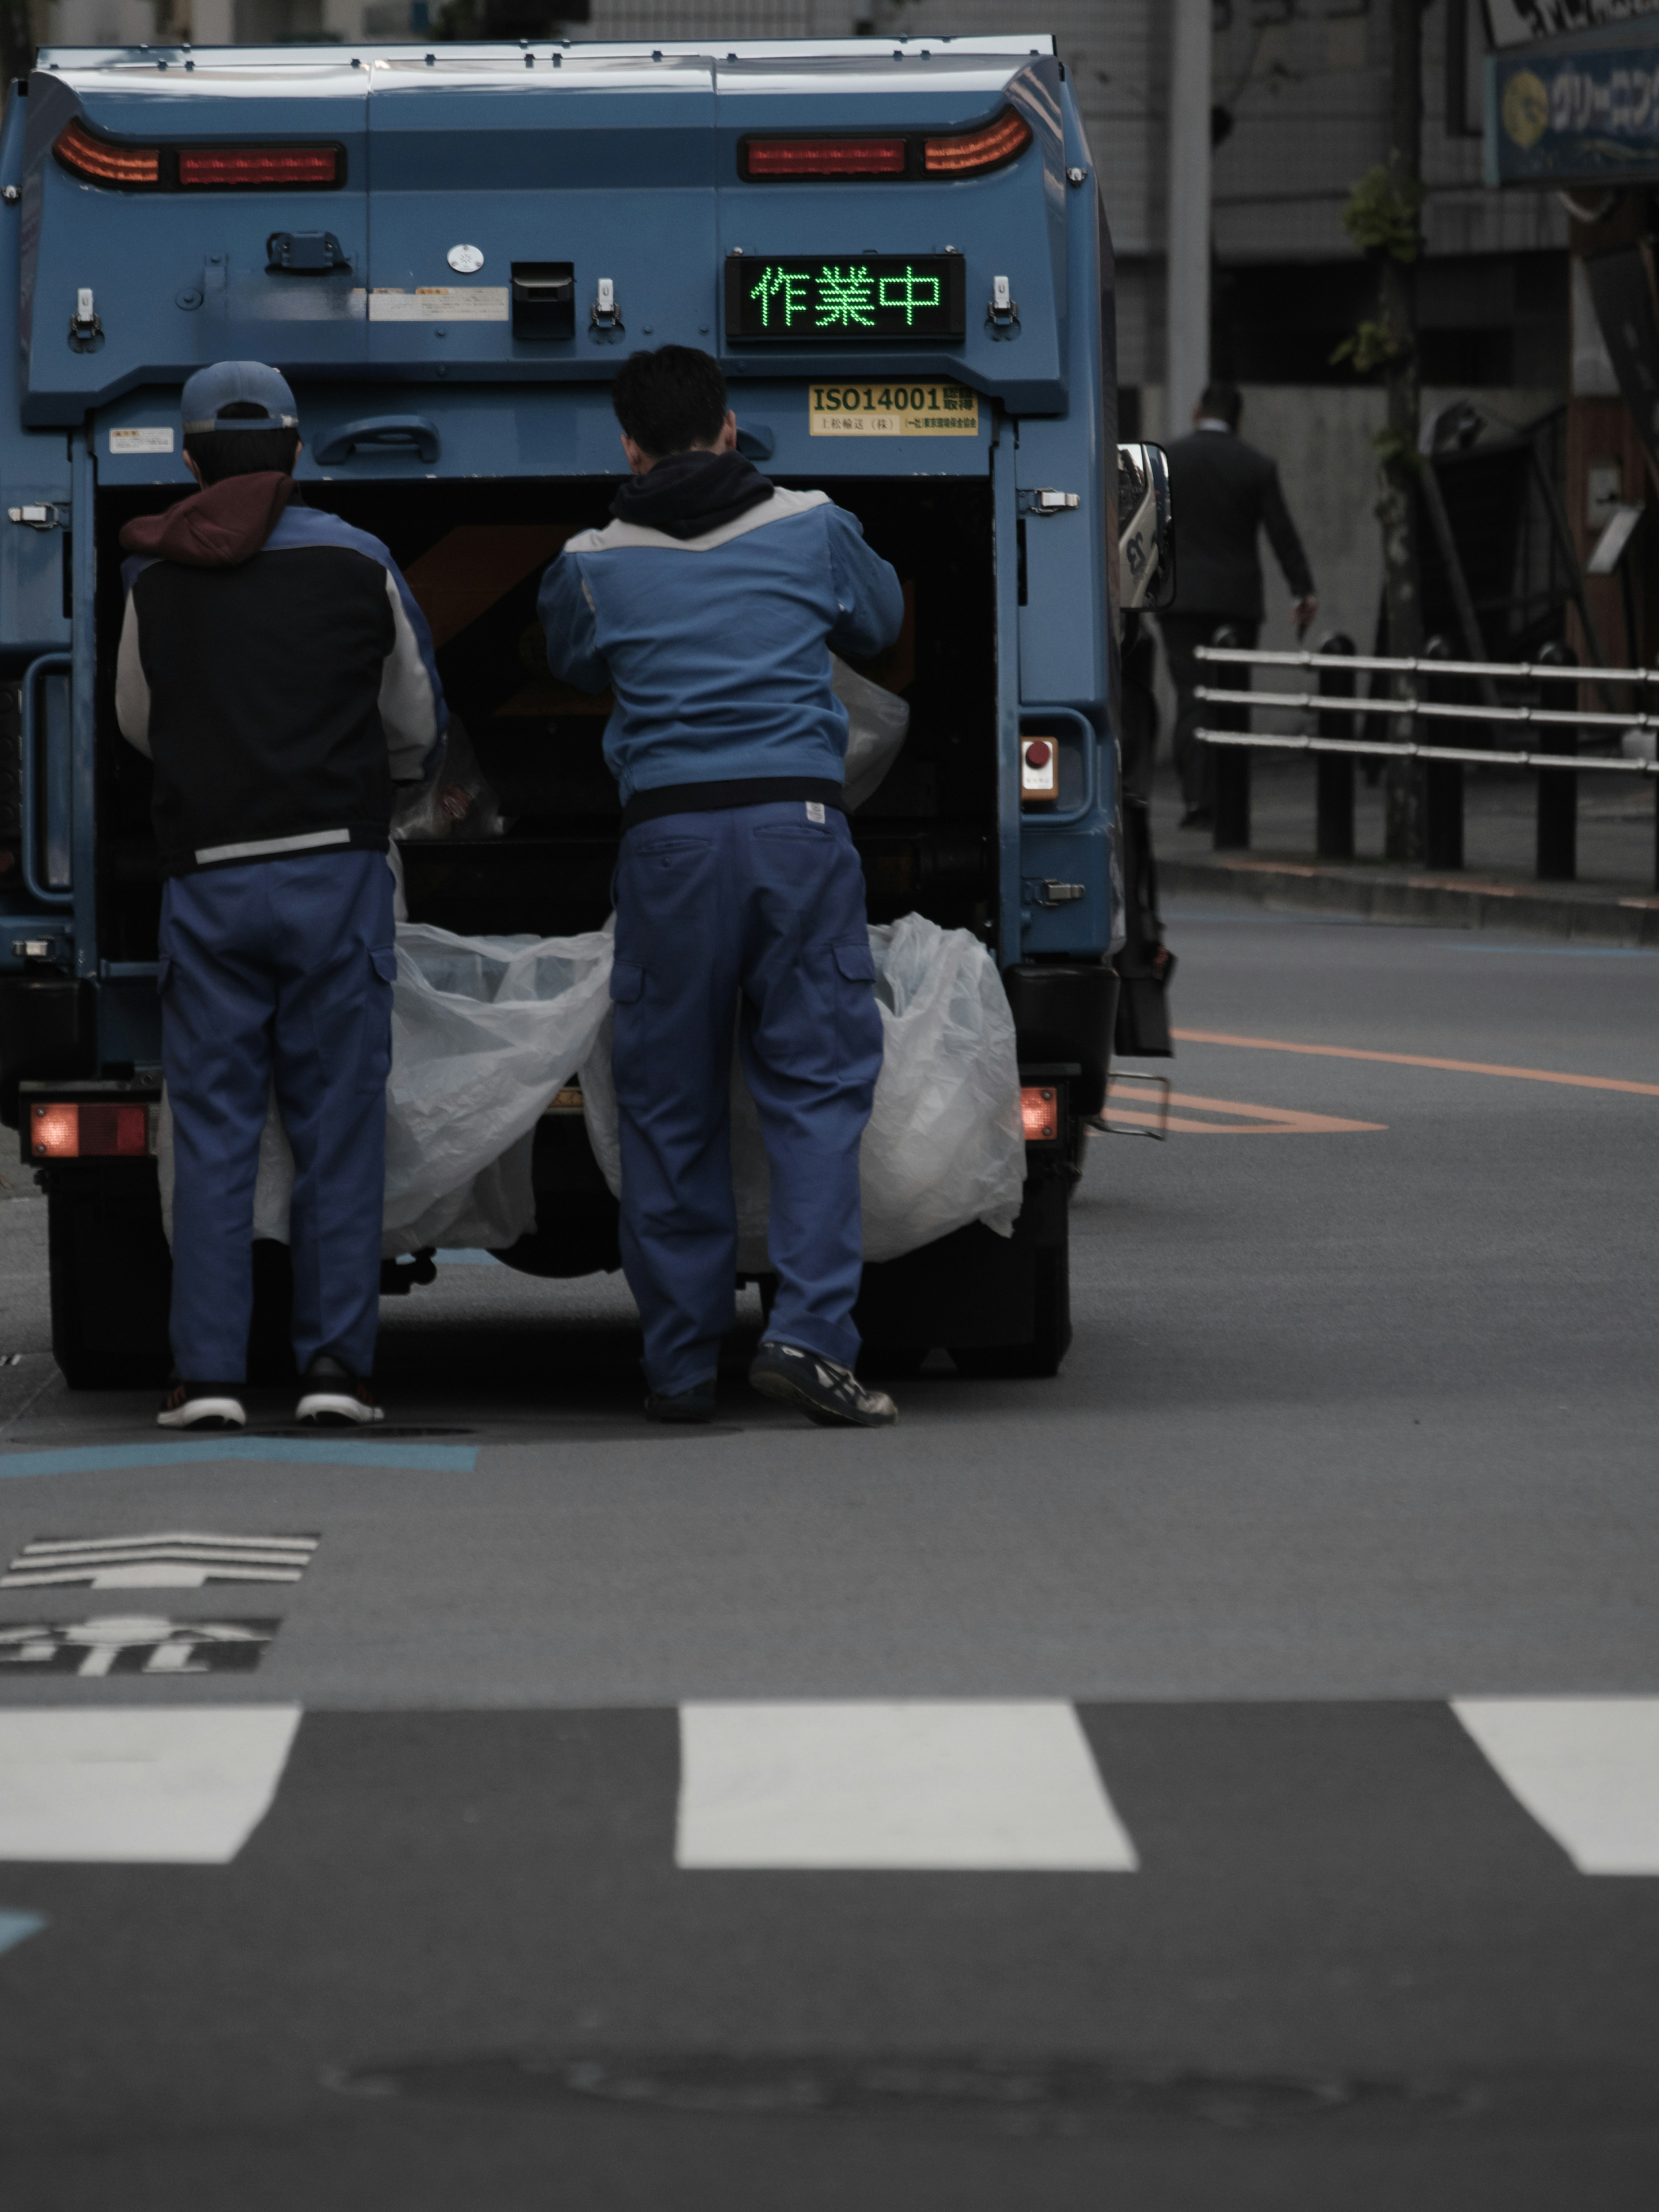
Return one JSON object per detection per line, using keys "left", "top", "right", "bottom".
{"left": 1487, "top": 39, "right": 1659, "bottom": 184}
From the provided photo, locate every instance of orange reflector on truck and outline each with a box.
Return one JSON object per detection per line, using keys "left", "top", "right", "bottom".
{"left": 923, "top": 108, "right": 1033, "bottom": 175}
{"left": 53, "top": 118, "right": 160, "bottom": 186}
{"left": 1020, "top": 1086, "right": 1058, "bottom": 1143}
{"left": 31, "top": 1103, "right": 151, "bottom": 1159}
{"left": 743, "top": 136, "right": 907, "bottom": 178}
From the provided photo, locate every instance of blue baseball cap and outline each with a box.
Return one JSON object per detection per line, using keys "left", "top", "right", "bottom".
{"left": 181, "top": 361, "right": 299, "bottom": 435}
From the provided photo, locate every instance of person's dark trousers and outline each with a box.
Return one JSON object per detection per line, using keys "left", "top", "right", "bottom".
{"left": 1157, "top": 614, "right": 1258, "bottom": 812}
{"left": 610, "top": 801, "right": 884, "bottom": 1397}
{"left": 159, "top": 849, "right": 395, "bottom": 1386}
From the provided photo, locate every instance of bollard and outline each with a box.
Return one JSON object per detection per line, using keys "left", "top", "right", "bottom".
{"left": 1535, "top": 639, "right": 1578, "bottom": 882}
{"left": 1422, "top": 636, "right": 1464, "bottom": 871}
{"left": 1210, "top": 623, "right": 1250, "bottom": 851}
{"left": 1315, "top": 631, "right": 1356, "bottom": 861}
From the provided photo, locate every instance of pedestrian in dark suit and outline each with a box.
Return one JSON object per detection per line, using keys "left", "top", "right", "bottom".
{"left": 1156, "top": 383, "right": 1317, "bottom": 825}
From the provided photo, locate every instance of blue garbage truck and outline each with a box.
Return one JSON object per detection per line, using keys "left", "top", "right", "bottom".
{"left": 0, "top": 35, "right": 1173, "bottom": 1388}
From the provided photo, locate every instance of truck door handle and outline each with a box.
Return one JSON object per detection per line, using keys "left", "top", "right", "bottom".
{"left": 314, "top": 416, "right": 440, "bottom": 466}
{"left": 21, "top": 652, "right": 74, "bottom": 909}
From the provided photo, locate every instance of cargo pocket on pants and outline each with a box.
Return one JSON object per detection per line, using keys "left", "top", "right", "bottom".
{"left": 832, "top": 939, "right": 880, "bottom": 1077}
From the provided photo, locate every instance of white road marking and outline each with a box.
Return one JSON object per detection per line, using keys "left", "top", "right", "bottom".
{"left": 1452, "top": 1698, "right": 1659, "bottom": 1874}
{"left": 4, "top": 1531, "right": 317, "bottom": 1589}
{"left": 0, "top": 1708, "right": 302, "bottom": 1863}
{"left": 677, "top": 1701, "right": 1138, "bottom": 1872}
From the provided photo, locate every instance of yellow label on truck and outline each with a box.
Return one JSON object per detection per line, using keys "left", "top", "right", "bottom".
{"left": 809, "top": 381, "right": 980, "bottom": 437}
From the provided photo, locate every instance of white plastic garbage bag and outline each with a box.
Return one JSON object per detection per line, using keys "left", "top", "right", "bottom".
{"left": 159, "top": 921, "right": 615, "bottom": 1257}
{"left": 582, "top": 913, "right": 1024, "bottom": 1268}
{"left": 160, "top": 909, "right": 1022, "bottom": 1272}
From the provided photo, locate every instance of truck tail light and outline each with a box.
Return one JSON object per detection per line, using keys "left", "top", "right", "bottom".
{"left": 924, "top": 108, "right": 1032, "bottom": 176}
{"left": 177, "top": 146, "right": 340, "bottom": 188}
{"left": 1020, "top": 1086, "right": 1058, "bottom": 1143}
{"left": 52, "top": 118, "right": 341, "bottom": 191}
{"left": 31, "top": 1103, "right": 151, "bottom": 1159}
{"left": 54, "top": 118, "right": 160, "bottom": 186}
{"left": 742, "top": 137, "right": 907, "bottom": 179}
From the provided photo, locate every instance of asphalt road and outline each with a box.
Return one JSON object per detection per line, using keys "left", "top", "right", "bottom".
{"left": 1, "top": 897, "right": 1656, "bottom": 2207}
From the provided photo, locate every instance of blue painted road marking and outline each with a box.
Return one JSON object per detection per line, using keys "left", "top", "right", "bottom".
{"left": 0, "top": 1911, "right": 46, "bottom": 1957}
{"left": 0, "top": 1440, "right": 477, "bottom": 1479}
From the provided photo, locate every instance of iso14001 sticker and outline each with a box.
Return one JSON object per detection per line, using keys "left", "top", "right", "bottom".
{"left": 809, "top": 381, "right": 980, "bottom": 437}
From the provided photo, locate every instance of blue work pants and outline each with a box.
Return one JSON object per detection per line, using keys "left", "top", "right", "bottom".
{"left": 159, "top": 849, "right": 395, "bottom": 1385}
{"left": 610, "top": 802, "right": 884, "bottom": 1395}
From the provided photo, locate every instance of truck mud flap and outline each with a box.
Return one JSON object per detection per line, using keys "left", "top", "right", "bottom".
{"left": 0, "top": 978, "right": 95, "bottom": 1129}
{"left": 1000, "top": 965, "right": 1118, "bottom": 1117}
{"left": 852, "top": 1161, "right": 1071, "bottom": 1379}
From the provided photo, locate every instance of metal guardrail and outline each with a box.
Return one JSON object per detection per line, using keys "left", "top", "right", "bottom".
{"left": 1189, "top": 635, "right": 1659, "bottom": 889}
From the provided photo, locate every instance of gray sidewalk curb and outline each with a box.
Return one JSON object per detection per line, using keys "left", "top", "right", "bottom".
{"left": 1159, "top": 853, "right": 1659, "bottom": 947}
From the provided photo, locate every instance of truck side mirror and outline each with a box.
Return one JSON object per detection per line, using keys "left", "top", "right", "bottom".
{"left": 1116, "top": 442, "right": 1175, "bottom": 616}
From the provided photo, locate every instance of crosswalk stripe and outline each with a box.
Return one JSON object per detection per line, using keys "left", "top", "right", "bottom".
{"left": 676, "top": 1701, "right": 1139, "bottom": 1872}
{"left": 1452, "top": 1698, "right": 1659, "bottom": 1874}
{"left": 0, "top": 1708, "right": 302, "bottom": 1863}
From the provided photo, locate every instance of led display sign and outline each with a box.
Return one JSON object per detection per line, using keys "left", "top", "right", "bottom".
{"left": 724, "top": 255, "right": 966, "bottom": 342}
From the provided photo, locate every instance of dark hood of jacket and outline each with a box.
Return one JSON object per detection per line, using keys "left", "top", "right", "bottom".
{"left": 610, "top": 448, "right": 773, "bottom": 542}
{"left": 119, "top": 472, "right": 298, "bottom": 568}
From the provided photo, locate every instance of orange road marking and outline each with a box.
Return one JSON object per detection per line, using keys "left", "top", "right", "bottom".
{"left": 1172, "top": 1030, "right": 1659, "bottom": 1100}
{"left": 1109, "top": 1091, "right": 1386, "bottom": 1135}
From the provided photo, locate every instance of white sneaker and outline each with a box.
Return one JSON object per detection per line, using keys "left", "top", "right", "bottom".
{"left": 296, "top": 1356, "right": 386, "bottom": 1427}
{"left": 157, "top": 1382, "right": 246, "bottom": 1430}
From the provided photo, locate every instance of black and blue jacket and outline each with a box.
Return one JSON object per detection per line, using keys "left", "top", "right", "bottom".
{"left": 115, "top": 476, "right": 446, "bottom": 877}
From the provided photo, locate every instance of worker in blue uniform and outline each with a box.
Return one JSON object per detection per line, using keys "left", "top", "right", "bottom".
{"left": 539, "top": 346, "right": 904, "bottom": 1428}
{"left": 115, "top": 362, "right": 446, "bottom": 1430}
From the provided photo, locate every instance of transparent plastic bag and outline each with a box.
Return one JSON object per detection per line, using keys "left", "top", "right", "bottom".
{"left": 161, "top": 909, "right": 1021, "bottom": 1276}
{"left": 390, "top": 717, "right": 509, "bottom": 843}
{"left": 582, "top": 912, "right": 1024, "bottom": 1268}
{"left": 160, "top": 918, "right": 617, "bottom": 1258}
{"left": 833, "top": 653, "right": 909, "bottom": 812}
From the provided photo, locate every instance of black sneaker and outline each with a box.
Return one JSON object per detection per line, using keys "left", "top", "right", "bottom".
{"left": 157, "top": 1380, "right": 246, "bottom": 1431}
{"left": 296, "top": 1354, "right": 385, "bottom": 1427}
{"left": 748, "top": 1340, "right": 897, "bottom": 1429}
{"left": 644, "top": 1379, "right": 718, "bottom": 1424}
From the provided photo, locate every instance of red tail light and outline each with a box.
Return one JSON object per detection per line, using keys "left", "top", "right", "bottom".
{"left": 743, "top": 137, "right": 907, "bottom": 179}
{"left": 1020, "top": 1087, "right": 1058, "bottom": 1143}
{"left": 31, "top": 1102, "right": 152, "bottom": 1159}
{"left": 54, "top": 117, "right": 159, "bottom": 186}
{"left": 924, "top": 107, "right": 1032, "bottom": 175}
{"left": 52, "top": 117, "right": 341, "bottom": 191}
{"left": 178, "top": 146, "right": 339, "bottom": 188}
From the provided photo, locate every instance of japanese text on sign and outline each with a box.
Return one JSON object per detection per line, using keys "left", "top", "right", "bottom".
{"left": 726, "top": 255, "right": 964, "bottom": 342}
{"left": 809, "top": 381, "right": 981, "bottom": 437}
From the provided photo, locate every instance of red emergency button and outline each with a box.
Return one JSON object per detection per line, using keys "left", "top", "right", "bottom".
{"left": 1024, "top": 741, "right": 1052, "bottom": 769}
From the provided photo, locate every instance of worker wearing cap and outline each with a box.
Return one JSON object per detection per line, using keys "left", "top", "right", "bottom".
{"left": 114, "top": 362, "right": 446, "bottom": 1431}
{"left": 539, "top": 346, "right": 904, "bottom": 1430}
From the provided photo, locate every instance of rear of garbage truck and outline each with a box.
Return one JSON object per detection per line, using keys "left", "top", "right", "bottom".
{"left": 0, "top": 36, "right": 1132, "bottom": 1386}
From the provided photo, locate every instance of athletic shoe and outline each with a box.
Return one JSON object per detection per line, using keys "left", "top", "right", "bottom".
{"left": 157, "top": 1381, "right": 246, "bottom": 1430}
{"left": 748, "top": 1340, "right": 898, "bottom": 1429}
{"left": 644, "top": 1379, "right": 718, "bottom": 1424}
{"left": 296, "top": 1354, "right": 386, "bottom": 1427}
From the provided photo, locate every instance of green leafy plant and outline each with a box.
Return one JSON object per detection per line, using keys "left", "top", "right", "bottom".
{"left": 1371, "top": 426, "right": 1421, "bottom": 480}
{"left": 1340, "top": 164, "right": 1425, "bottom": 263}
{"left": 1330, "top": 317, "right": 1407, "bottom": 374}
